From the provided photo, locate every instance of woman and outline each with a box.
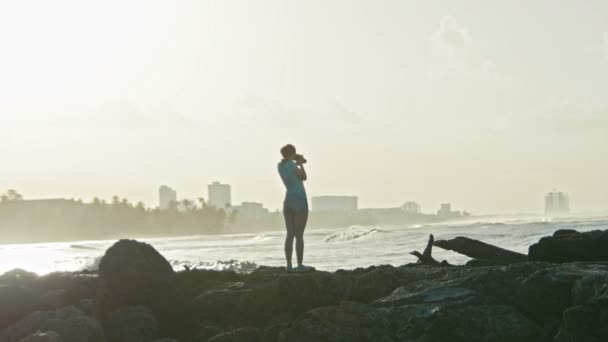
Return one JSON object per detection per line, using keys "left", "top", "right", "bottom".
{"left": 277, "top": 144, "right": 312, "bottom": 272}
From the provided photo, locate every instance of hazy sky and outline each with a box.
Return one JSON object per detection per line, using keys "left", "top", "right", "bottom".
{"left": 1, "top": 0, "right": 607, "bottom": 214}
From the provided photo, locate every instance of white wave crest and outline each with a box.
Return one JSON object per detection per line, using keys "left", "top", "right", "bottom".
{"left": 324, "top": 226, "right": 384, "bottom": 243}
{"left": 171, "top": 259, "right": 258, "bottom": 274}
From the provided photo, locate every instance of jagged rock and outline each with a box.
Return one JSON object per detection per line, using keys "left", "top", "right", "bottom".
{"left": 104, "top": 306, "right": 159, "bottom": 342}
{"left": 95, "top": 239, "right": 178, "bottom": 336}
{"left": 278, "top": 301, "right": 393, "bottom": 342}
{"left": 434, "top": 236, "right": 527, "bottom": 263}
{"left": 151, "top": 339, "right": 179, "bottom": 342}
{"left": 38, "top": 290, "right": 67, "bottom": 311}
{"left": 17, "top": 331, "right": 63, "bottom": 342}
{"left": 417, "top": 305, "right": 540, "bottom": 342}
{"left": 206, "top": 327, "right": 262, "bottom": 342}
{"left": 375, "top": 285, "right": 474, "bottom": 307}
{"left": 351, "top": 267, "right": 401, "bottom": 302}
{"left": 0, "top": 306, "right": 104, "bottom": 342}
{"left": 554, "top": 297, "right": 608, "bottom": 342}
{"left": 0, "top": 285, "right": 38, "bottom": 330}
{"left": 553, "top": 270, "right": 608, "bottom": 342}
{"left": 276, "top": 271, "right": 353, "bottom": 315}
{"left": 193, "top": 282, "right": 278, "bottom": 327}
{"left": 514, "top": 264, "right": 608, "bottom": 322}
{"left": 529, "top": 229, "right": 608, "bottom": 262}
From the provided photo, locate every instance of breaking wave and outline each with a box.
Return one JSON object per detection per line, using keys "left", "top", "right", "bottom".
{"left": 170, "top": 259, "right": 258, "bottom": 274}
{"left": 324, "top": 227, "right": 385, "bottom": 242}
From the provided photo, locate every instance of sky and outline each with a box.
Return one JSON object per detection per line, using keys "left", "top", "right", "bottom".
{"left": 1, "top": 0, "right": 607, "bottom": 214}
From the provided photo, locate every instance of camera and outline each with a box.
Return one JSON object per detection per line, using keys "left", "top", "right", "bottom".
{"left": 294, "top": 154, "right": 307, "bottom": 164}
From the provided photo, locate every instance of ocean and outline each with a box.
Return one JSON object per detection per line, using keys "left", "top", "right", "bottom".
{"left": 1, "top": 215, "right": 606, "bottom": 275}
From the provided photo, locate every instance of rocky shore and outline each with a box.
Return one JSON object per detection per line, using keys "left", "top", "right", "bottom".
{"left": 1, "top": 229, "right": 607, "bottom": 342}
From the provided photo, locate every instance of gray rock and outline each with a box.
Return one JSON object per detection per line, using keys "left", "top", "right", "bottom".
{"left": 418, "top": 305, "right": 540, "bottom": 342}
{"left": 278, "top": 301, "right": 393, "bottom": 342}
{"left": 0, "top": 285, "right": 38, "bottom": 330}
{"left": 18, "top": 331, "right": 63, "bottom": 342}
{"left": 554, "top": 297, "right": 608, "bottom": 342}
{"left": 0, "top": 306, "right": 104, "bottom": 342}
{"left": 206, "top": 327, "right": 262, "bottom": 342}
{"left": 529, "top": 229, "right": 608, "bottom": 263}
{"left": 104, "top": 306, "right": 159, "bottom": 342}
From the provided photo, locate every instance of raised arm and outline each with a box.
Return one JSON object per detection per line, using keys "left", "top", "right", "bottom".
{"left": 295, "top": 163, "right": 307, "bottom": 181}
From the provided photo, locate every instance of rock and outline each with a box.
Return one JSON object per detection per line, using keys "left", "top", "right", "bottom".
{"left": 0, "top": 270, "right": 38, "bottom": 286}
{"left": 278, "top": 301, "right": 393, "bottom": 342}
{"left": 206, "top": 327, "right": 262, "bottom": 342}
{"left": 151, "top": 339, "right": 179, "bottom": 342}
{"left": 0, "top": 306, "right": 104, "bottom": 342}
{"left": 375, "top": 286, "right": 474, "bottom": 307}
{"left": 18, "top": 331, "right": 63, "bottom": 342}
{"left": 351, "top": 267, "right": 401, "bottom": 302}
{"left": 417, "top": 305, "right": 540, "bottom": 342}
{"left": 465, "top": 259, "right": 510, "bottom": 267}
{"left": 193, "top": 282, "right": 278, "bottom": 327}
{"left": 434, "top": 236, "right": 527, "bottom": 263}
{"left": 38, "top": 290, "right": 67, "bottom": 311}
{"left": 95, "top": 240, "right": 177, "bottom": 335}
{"left": 529, "top": 229, "right": 608, "bottom": 262}
{"left": 277, "top": 271, "right": 353, "bottom": 316}
{"left": 103, "top": 306, "right": 159, "bottom": 342}
{"left": 514, "top": 264, "right": 606, "bottom": 322}
{"left": 554, "top": 297, "right": 608, "bottom": 342}
{"left": 0, "top": 285, "right": 38, "bottom": 329}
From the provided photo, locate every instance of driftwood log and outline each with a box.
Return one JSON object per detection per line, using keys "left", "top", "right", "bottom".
{"left": 433, "top": 236, "right": 527, "bottom": 263}
{"left": 410, "top": 234, "right": 444, "bottom": 265}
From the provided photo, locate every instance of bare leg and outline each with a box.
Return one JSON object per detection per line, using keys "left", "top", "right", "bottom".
{"left": 293, "top": 211, "right": 309, "bottom": 267}
{"left": 283, "top": 210, "right": 296, "bottom": 268}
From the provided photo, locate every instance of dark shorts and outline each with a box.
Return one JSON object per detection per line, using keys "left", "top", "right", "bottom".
{"left": 283, "top": 207, "right": 308, "bottom": 237}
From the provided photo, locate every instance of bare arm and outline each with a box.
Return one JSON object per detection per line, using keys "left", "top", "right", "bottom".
{"left": 295, "top": 163, "right": 307, "bottom": 181}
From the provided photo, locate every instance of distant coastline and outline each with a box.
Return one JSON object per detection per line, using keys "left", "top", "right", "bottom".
{"left": 0, "top": 194, "right": 471, "bottom": 244}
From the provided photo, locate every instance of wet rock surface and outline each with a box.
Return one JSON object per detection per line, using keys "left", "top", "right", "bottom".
{"left": 1, "top": 230, "right": 607, "bottom": 341}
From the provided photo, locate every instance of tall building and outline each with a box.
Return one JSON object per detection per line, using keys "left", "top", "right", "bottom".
{"left": 402, "top": 201, "right": 421, "bottom": 214}
{"left": 208, "top": 182, "right": 231, "bottom": 209}
{"left": 545, "top": 190, "right": 570, "bottom": 215}
{"left": 311, "top": 196, "right": 358, "bottom": 212}
{"left": 158, "top": 185, "right": 177, "bottom": 210}
{"left": 438, "top": 203, "right": 451, "bottom": 217}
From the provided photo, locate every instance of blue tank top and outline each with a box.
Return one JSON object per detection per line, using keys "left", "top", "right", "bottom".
{"left": 278, "top": 160, "right": 308, "bottom": 212}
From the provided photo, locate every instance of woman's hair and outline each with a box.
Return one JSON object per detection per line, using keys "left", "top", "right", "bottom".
{"left": 280, "top": 144, "right": 296, "bottom": 159}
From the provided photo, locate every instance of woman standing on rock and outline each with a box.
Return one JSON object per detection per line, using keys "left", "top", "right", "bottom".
{"left": 278, "top": 144, "right": 313, "bottom": 272}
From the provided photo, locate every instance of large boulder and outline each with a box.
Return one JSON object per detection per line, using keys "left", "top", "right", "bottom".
{"left": 0, "top": 306, "right": 104, "bottom": 342}
{"left": 529, "top": 229, "right": 608, "bottom": 262}
{"left": 95, "top": 240, "right": 177, "bottom": 334}
{"left": 103, "top": 306, "right": 159, "bottom": 342}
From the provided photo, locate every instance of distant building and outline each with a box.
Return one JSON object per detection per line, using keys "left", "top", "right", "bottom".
{"left": 545, "top": 190, "right": 569, "bottom": 215}
{"left": 311, "top": 196, "right": 358, "bottom": 212}
{"left": 401, "top": 201, "right": 421, "bottom": 214}
{"left": 158, "top": 185, "right": 177, "bottom": 210}
{"left": 208, "top": 182, "right": 231, "bottom": 209}
{"left": 231, "top": 202, "right": 269, "bottom": 219}
{"left": 438, "top": 203, "right": 452, "bottom": 217}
